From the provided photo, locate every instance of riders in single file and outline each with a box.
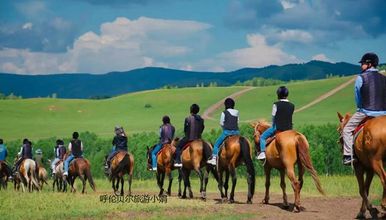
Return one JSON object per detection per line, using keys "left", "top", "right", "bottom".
{"left": 63, "top": 132, "right": 83, "bottom": 177}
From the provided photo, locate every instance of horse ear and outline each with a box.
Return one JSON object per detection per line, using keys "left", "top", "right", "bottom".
{"left": 337, "top": 112, "right": 343, "bottom": 121}
{"left": 249, "top": 122, "right": 256, "bottom": 128}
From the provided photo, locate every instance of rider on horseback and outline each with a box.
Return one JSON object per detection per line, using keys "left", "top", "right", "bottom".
{"left": 13, "top": 139, "right": 34, "bottom": 174}
{"left": 207, "top": 98, "right": 240, "bottom": 165}
{"left": 63, "top": 132, "right": 83, "bottom": 177}
{"left": 174, "top": 104, "right": 205, "bottom": 168}
{"left": 342, "top": 52, "right": 386, "bottom": 165}
{"left": 51, "top": 139, "right": 66, "bottom": 176}
{"left": 257, "top": 86, "right": 295, "bottom": 160}
{"left": 150, "top": 116, "right": 175, "bottom": 171}
{"left": 105, "top": 126, "right": 128, "bottom": 176}
{"left": 0, "top": 139, "right": 8, "bottom": 162}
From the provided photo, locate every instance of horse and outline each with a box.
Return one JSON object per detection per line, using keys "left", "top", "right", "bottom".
{"left": 337, "top": 113, "right": 386, "bottom": 219}
{"left": 0, "top": 161, "right": 12, "bottom": 189}
{"left": 104, "top": 151, "right": 134, "bottom": 196}
{"left": 17, "top": 158, "right": 40, "bottom": 192}
{"left": 63, "top": 156, "right": 96, "bottom": 194}
{"left": 178, "top": 139, "right": 218, "bottom": 200}
{"left": 146, "top": 138, "right": 182, "bottom": 196}
{"left": 52, "top": 160, "right": 65, "bottom": 192}
{"left": 37, "top": 166, "right": 48, "bottom": 190}
{"left": 216, "top": 135, "right": 255, "bottom": 204}
{"left": 251, "top": 120, "right": 325, "bottom": 212}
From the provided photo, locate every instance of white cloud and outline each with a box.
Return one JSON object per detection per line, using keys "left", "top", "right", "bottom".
{"left": 280, "top": 0, "right": 296, "bottom": 10}
{"left": 198, "top": 34, "right": 300, "bottom": 70}
{"left": 22, "top": 22, "right": 33, "bottom": 30}
{"left": 0, "top": 17, "right": 211, "bottom": 74}
{"left": 312, "top": 53, "right": 332, "bottom": 62}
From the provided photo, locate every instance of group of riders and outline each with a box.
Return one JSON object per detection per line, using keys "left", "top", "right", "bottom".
{"left": 0, "top": 52, "right": 385, "bottom": 185}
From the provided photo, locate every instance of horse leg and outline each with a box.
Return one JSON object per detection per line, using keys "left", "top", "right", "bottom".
{"left": 224, "top": 170, "right": 230, "bottom": 199}
{"left": 369, "top": 159, "right": 386, "bottom": 218}
{"left": 156, "top": 171, "right": 163, "bottom": 196}
{"left": 78, "top": 174, "right": 86, "bottom": 194}
{"left": 286, "top": 166, "right": 301, "bottom": 212}
{"left": 217, "top": 166, "right": 226, "bottom": 201}
{"left": 178, "top": 169, "right": 182, "bottom": 198}
{"left": 195, "top": 168, "right": 204, "bottom": 200}
{"left": 160, "top": 172, "right": 166, "bottom": 196}
{"left": 187, "top": 170, "right": 193, "bottom": 199}
{"left": 202, "top": 167, "right": 209, "bottom": 200}
{"left": 229, "top": 166, "right": 237, "bottom": 204}
{"left": 181, "top": 168, "right": 187, "bottom": 199}
{"left": 262, "top": 165, "right": 271, "bottom": 204}
{"left": 166, "top": 169, "right": 173, "bottom": 196}
{"left": 354, "top": 163, "right": 371, "bottom": 219}
{"left": 120, "top": 176, "right": 124, "bottom": 196}
{"left": 280, "top": 169, "right": 289, "bottom": 209}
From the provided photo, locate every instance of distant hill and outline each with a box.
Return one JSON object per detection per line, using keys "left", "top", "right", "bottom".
{"left": 0, "top": 60, "right": 359, "bottom": 98}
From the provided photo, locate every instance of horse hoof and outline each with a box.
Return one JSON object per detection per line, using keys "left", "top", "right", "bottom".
{"left": 228, "top": 199, "right": 234, "bottom": 204}
{"left": 355, "top": 212, "right": 365, "bottom": 219}
{"left": 246, "top": 200, "right": 252, "bottom": 204}
{"left": 293, "top": 206, "right": 301, "bottom": 213}
{"left": 181, "top": 195, "right": 187, "bottom": 199}
{"left": 369, "top": 208, "right": 379, "bottom": 219}
{"left": 262, "top": 199, "right": 269, "bottom": 204}
{"left": 283, "top": 203, "right": 290, "bottom": 210}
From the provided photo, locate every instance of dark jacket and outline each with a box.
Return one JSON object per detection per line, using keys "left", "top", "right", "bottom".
{"left": 160, "top": 123, "right": 175, "bottom": 144}
{"left": 222, "top": 109, "right": 239, "bottom": 130}
{"left": 184, "top": 114, "right": 205, "bottom": 141}
{"left": 360, "top": 71, "right": 386, "bottom": 111}
{"left": 274, "top": 101, "right": 295, "bottom": 131}
{"left": 21, "top": 143, "right": 33, "bottom": 159}
{"left": 112, "top": 135, "right": 128, "bottom": 151}
{"left": 71, "top": 139, "right": 82, "bottom": 157}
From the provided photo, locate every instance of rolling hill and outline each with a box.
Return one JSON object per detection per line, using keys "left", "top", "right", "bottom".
{"left": 0, "top": 61, "right": 359, "bottom": 98}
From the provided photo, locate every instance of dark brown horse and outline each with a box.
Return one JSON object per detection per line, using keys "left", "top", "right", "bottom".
{"left": 63, "top": 157, "right": 96, "bottom": 193}
{"left": 146, "top": 139, "right": 182, "bottom": 196}
{"left": 216, "top": 135, "right": 255, "bottom": 204}
{"left": 179, "top": 139, "right": 218, "bottom": 200}
{"left": 252, "top": 121, "right": 324, "bottom": 212}
{"left": 337, "top": 113, "right": 386, "bottom": 219}
{"left": 105, "top": 151, "right": 134, "bottom": 196}
{"left": 0, "top": 161, "right": 12, "bottom": 189}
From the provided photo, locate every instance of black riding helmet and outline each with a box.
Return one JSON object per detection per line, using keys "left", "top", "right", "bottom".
{"left": 162, "top": 115, "right": 170, "bottom": 124}
{"left": 277, "top": 86, "right": 289, "bottom": 99}
{"left": 190, "top": 104, "right": 200, "bottom": 114}
{"left": 224, "top": 98, "right": 235, "bottom": 109}
{"left": 359, "top": 52, "right": 379, "bottom": 67}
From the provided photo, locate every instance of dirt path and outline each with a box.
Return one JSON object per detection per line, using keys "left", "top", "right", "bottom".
{"left": 202, "top": 77, "right": 356, "bottom": 121}
{"left": 294, "top": 76, "right": 356, "bottom": 113}
{"left": 202, "top": 87, "right": 255, "bottom": 120}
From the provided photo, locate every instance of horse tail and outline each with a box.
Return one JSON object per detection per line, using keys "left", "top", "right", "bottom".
{"left": 296, "top": 134, "right": 325, "bottom": 195}
{"left": 239, "top": 136, "right": 255, "bottom": 195}
{"left": 29, "top": 161, "right": 40, "bottom": 191}
{"left": 84, "top": 160, "right": 96, "bottom": 192}
{"left": 202, "top": 141, "right": 212, "bottom": 161}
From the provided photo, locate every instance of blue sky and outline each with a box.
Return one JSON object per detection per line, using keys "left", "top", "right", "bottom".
{"left": 1, "top": 0, "right": 385, "bottom": 74}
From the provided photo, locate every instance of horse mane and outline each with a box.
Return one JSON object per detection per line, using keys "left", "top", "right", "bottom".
{"left": 255, "top": 119, "right": 271, "bottom": 133}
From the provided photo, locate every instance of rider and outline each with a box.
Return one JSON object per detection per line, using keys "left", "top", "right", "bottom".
{"left": 14, "top": 139, "right": 33, "bottom": 173}
{"left": 207, "top": 98, "right": 240, "bottom": 165}
{"left": 150, "top": 115, "right": 176, "bottom": 171}
{"left": 51, "top": 139, "right": 66, "bottom": 176}
{"left": 257, "top": 86, "right": 295, "bottom": 160}
{"left": 0, "top": 139, "right": 8, "bottom": 162}
{"left": 174, "top": 104, "right": 205, "bottom": 167}
{"left": 105, "top": 126, "right": 128, "bottom": 175}
{"left": 63, "top": 132, "right": 83, "bottom": 177}
{"left": 342, "top": 52, "right": 386, "bottom": 165}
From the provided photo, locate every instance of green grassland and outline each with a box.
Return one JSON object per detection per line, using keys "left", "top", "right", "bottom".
{"left": 0, "top": 76, "right": 357, "bottom": 140}
{"left": 0, "top": 176, "right": 382, "bottom": 219}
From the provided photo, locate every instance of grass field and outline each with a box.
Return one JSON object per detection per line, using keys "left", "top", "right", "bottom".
{"left": 0, "top": 175, "right": 382, "bottom": 219}
{"left": 0, "top": 76, "right": 357, "bottom": 141}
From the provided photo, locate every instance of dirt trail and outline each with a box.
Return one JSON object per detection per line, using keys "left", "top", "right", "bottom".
{"left": 202, "top": 87, "right": 255, "bottom": 120}
{"left": 202, "top": 77, "right": 356, "bottom": 121}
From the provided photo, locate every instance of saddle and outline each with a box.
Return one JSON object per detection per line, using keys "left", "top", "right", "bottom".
{"left": 255, "top": 131, "right": 283, "bottom": 153}
{"left": 54, "top": 159, "right": 63, "bottom": 167}
{"left": 156, "top": 144, "right": 176, "bottom": 157}
{"left": 353, "top": 116, "right": 373, "bottom": 141}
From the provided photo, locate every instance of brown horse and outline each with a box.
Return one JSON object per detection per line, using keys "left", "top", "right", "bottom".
{"left": 0, "top": 161, "right": 12, "bottom": 189}
{"left": 251, "top": 121, "right": 324, "bottom": 212}
{"left": 63, "top": 157, "right": 96, "bottom": 193}
{"left": 337, "top": 113, "right": 386, "bottom": 219}
{"left": 105, "top": 151, "right": 134, "bottom": 196}
{"left": 217, "top": 135, "right": 255, "bottom": 204}
{"left": 18, "top": 158, "right": 40, "bottom": 192}
{"left": 147, "top": 139, "right": 182, "bottom": 196}
{"left": 37, "top": 166, "right": 48, "bottom": 190}
{"left": 52, "top": 160, "right": 65, "bottom": 192}
{"left": 179, "top": 139, "right": 218, "bottom": 200}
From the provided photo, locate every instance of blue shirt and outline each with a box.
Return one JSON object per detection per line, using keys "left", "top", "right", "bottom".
{"left": 0, "top": 144, "right": 7, "bottom": 161}
{"left": 355, "top": 68, "right": 386, "bottom": 117}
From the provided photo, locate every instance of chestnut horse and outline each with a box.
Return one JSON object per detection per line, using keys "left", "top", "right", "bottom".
{"left": 146, "top": 138, "right": 182, "bottom": 196}
{"left": 337, "top": 113, "right": 386, "bottom": 219}
{"left": 217, "top": 135, "right": 255, "bottom": 204}
{"left": 252, "top": 121, "right": 324, "bottom": 212}
{"left": 105, "top": 151, "right": 134, "bottom": 196}
{"left": 63, "top": 157, "right": 96, "bottom": 193}
{"left": 179, "top": 139, "right": 218, "bottom": 200}
{"left": 37, "top": 166, "right": 48, "bottom": 190}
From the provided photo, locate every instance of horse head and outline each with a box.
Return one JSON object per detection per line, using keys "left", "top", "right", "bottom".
{"left": 146, "top": 146, "right": 152, "bottom": 170}
{"left": 250, "top": 119, "right": 271, "bottom": 145}
{"left": 336, "top": 112, "right": 352, "bottom": 151}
